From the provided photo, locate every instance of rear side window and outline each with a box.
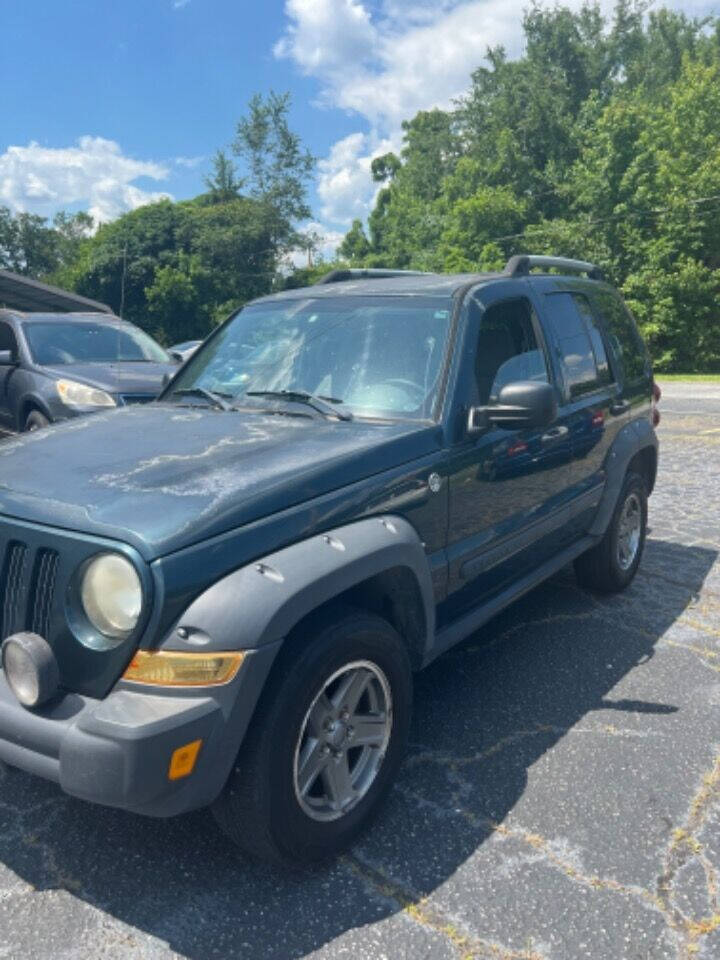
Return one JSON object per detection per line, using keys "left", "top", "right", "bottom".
{"left": 591, "top": 291, "right": 648, "bottom": 383}
{"left": 544, "top": 292, "right": 613, "bottom": 398}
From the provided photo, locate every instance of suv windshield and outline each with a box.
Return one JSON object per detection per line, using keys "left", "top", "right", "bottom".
{"left": 23, "top": 321, "right": 170, "bottom": 365}
{"left": 167, "top": 296, "right": 454, "bottom": 420}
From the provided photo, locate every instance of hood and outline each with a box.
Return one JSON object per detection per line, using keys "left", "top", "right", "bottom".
{"left": 0, "top": 405, "right": 441, "bottom": 559}
{"left": 43, "top": 361, "right": 177, "bottom": 397}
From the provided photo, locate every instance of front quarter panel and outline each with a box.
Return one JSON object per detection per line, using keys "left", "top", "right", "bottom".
{"left": 9, "top": 368, "right": 73, "bottom": 429}
{"left": 153, "top": 515, "right": 436, "bottom": 659}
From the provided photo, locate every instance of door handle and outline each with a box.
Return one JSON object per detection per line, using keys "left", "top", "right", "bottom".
{"left": 541, "top": 425, "right": 569, "bottom": 443}
{"left": 610, "top": 399, "right": 631, "bottom": 416}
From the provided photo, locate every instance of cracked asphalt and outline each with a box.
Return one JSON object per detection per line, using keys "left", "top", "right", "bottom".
{"left": 2, "top": 380, "right": 720, "bottom": 960}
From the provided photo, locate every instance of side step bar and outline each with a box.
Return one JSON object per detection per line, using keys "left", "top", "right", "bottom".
{"left": 426, "top": 535, "right": 599, "bottom": 666}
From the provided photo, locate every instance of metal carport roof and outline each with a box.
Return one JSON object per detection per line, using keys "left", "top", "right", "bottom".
{"left": 0, "top": 269, "right": 112, "bottom": 314}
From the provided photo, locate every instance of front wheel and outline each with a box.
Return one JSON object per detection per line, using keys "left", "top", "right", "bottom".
{"left": 24, "top": 410, "right": 50, "bottom": 432}
{"left": 574, "top": 471, "right": 648, "bottom": 593}
{"left": 212, "top": 608, "right": 412, "bottom": 863}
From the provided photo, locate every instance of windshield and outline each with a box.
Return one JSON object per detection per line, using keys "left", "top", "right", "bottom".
{"left": 167, "top": 296, "right": 454, "bottom": 420}
{"left": 23, "top": 321, "right": 170, "bottom": 365}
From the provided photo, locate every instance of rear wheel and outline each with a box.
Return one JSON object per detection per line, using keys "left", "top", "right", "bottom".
{"left": 574, "top": 471, "right": 647, "bottom": 593}
{"left": 212, "top": 608, "right": 412, "bottom": 863}
{"left": 24, "top": 410, "right": 50, "bottom": 432}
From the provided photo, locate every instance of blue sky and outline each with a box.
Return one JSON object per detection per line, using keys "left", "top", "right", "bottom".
{"left": 2, "top": 0, "right": 718, "bottom": 256}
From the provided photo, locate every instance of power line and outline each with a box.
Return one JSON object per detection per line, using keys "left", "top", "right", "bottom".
{"left": 487, "top": 192, "right": 720, "bottom": 245}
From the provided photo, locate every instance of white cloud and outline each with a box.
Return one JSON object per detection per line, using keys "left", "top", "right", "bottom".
{"left": 0, "top": 136, "right": 172, "bottom": 223}
{"left": 286, "top": 221, "right": 347, "bottom": 268}
{"left": 175, "top": 155, "right": 205, "bottom": 169}
{"left": 274, "top": 0, "right": 376, "bottom": 79}
{"left": 173, "top": 0, "right": 191, "bottom": 9}
{"left": 276, "top": 1, "right": 526, "bottom": 127}
{"left": 316, "top": 131, "right": 397, "bottom": 225}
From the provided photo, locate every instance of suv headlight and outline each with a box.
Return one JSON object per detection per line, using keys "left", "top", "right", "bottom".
{"left": 57, "top": 379, "right": 116, "bottom": 408}
{"left": 81, "top": 553, "right": 143, "bottom": 639}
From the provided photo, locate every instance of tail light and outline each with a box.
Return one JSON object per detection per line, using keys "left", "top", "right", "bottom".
{"left": 651, "top": 379, "right": 661, "bottom": 427}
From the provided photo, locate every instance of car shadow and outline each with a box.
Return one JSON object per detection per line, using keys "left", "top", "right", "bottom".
{"left": 0, "top": 537, "right": 716, "bottom": 959}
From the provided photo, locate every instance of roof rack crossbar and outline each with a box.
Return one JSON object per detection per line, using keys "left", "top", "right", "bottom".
{"left": 315, "top": 268, "right": 434, "bottom": 285}
{"left": 504, "top": 255, "right": 604, "bottom": 282}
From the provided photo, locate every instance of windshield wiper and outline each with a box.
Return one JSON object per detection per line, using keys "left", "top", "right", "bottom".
{"left": 245, "top": 390, "right": 353, "bottom": 421}
{"left": 169, "top": 387, "right": 233, "bottom": 411}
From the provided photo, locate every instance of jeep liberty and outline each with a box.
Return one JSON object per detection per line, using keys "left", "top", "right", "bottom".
{"left": 0, "top": 255, "right": 659, "bottom": 862}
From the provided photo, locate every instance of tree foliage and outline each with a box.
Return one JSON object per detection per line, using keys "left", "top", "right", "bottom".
{"left": 342, "top": 1, "right": 720, "bottom": 371}
{"left": 233, "top": 91, "right": 315, "bottom": 253}
{"left": 0, "top": 208, "right": 91, "bottom": 278}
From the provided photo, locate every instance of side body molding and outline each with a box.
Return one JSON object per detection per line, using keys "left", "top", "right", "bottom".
{"left": 588, "top": 417, "right": 658, "bottom": 538}
{"left": 160, "top": 516, "right": 437, "bottom": 657}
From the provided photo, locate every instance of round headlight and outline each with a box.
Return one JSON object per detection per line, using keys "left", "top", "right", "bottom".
{"left": 81, "top": 554, "right": 143, "bottom": 640}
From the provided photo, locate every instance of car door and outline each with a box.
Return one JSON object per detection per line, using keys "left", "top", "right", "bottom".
{"left": 533, "top": 282, "right": 620, "bottom": 539}
{"left": 442, "top": 286, "right": 576, "bottom": 623}
{"left": 0, "top": 321, "right": 19, "bottom": 432}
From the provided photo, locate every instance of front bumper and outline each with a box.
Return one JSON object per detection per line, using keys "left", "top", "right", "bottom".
{"left": 0, "top": 642, "right": 280, "bottom": 817}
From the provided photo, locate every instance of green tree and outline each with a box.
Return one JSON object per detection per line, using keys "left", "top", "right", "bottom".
{"left": 0, "top": 207, "right": 59, "bottom": 276}
{"left": 69, "top": 195, "right": 274, "bottom": 341}
{"left": 233, "top": 91, "right": 315, "bottom": 252}
{"left": 203, "top": 150, "right": 243, "bottom": 204}
{"left": 338, "top": 220, "right": 371, "bottom": 262}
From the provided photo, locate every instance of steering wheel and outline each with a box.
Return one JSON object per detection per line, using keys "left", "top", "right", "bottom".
{"left": 375, "top": 379, "right": 426, "bottom": 405}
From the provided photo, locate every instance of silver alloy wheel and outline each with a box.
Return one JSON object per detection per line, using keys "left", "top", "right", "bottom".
{"left": 293, "top": 660, "right": 393, "bottom": 822}
{"left": 617, "top": 491, "right": 642, "bottom": 571}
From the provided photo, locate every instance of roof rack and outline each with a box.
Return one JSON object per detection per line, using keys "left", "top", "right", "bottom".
{"left": 504, "top": 255, "right": 604, "bottom": 282}
{"left": 315, "top": 268, "right": 434, "bottom": 285}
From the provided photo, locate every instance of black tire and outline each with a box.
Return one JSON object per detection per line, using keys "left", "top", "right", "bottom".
{"left": 24, "top": 410, "right": 50, "bottom": 432}
{"left": 212, "top": 606, "right": 412, "bottom": 864}
{"left": 574, "top": 471, "right": 647, "bottom": 593}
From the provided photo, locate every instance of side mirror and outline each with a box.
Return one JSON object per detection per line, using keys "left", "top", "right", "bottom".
{"left": 468, "top": 381, "right": 557, "bottom": 434}
{"left": 0, "top": 350, "right": 16, "bottom": 367}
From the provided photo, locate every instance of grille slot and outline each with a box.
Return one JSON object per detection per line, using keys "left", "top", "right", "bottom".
{"left": 1, "top": 541, "right": 28, "bottom": 639}
{"left": 28, "top": 549, "right": 59, "bottom": 639}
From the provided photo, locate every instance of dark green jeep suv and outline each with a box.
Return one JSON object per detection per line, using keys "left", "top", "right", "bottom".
{"left": 0, "top": 255, "right": 658, "bottom": 862}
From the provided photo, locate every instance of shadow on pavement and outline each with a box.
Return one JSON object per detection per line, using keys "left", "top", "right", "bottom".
{"left": 0, "top": 537, "right": 716, "bottom": 958}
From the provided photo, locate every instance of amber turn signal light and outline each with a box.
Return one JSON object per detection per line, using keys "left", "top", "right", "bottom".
{"left": 123, "top": 650, "right": 245, "bottom": 686}
{"left": 169, "top": 739, "right": 203, "bottom": 781}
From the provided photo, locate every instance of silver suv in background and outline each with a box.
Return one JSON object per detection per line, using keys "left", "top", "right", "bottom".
{"left": 0, "top": 310, "right": 177, "bottom": 433}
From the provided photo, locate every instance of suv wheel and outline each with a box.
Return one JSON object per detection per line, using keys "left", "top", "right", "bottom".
{"left": 212, "top": 607, "right": 412, "bottom": 863}
{"left": 574, "top": 471, "right": 647, "bottom": 593}
{"left": 24, "top": 410, "right": 50, "bottom": 432}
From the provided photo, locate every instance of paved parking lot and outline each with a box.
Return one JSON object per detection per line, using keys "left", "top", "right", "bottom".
{"left": 2, "top": 381, "right": 720, "bottom": 960}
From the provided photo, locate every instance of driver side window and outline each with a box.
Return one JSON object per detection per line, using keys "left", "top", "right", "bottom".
{"left": 474, "top": 298, "right": 549, "bottom": 405}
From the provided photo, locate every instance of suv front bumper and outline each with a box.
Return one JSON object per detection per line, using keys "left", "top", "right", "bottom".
{"left": 0, "top": 643, "right": 280, "bottom": 817}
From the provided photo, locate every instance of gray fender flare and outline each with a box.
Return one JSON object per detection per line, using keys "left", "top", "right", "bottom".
{"left": 162, "top": 515, "right": 436, "bottom": 657}
{"left": 588, "top": 418, "right": 658, "bottom": 538}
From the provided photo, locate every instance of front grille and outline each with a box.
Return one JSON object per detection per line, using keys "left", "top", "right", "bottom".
{"left": 29, "top": 549, "right": 59, "bottom": 638}
{"left": 1, "top": 542, "right": 28, "bottom": 639}
{"left": 120, "top": 393, "right": 156, "bottom": 405}
{"left": 0, "top": 542, "right": 59, "bottom": 641}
